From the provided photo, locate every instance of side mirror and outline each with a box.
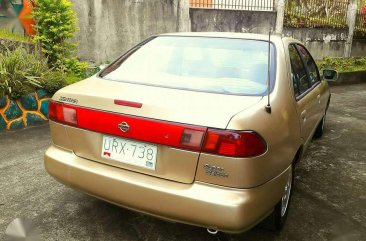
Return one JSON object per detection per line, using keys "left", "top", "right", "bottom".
{"left": 323, "top": 69, "right": 338, "bottom": 82}
{"left": 99, "top": 64, "right": 108, "bottom": 70}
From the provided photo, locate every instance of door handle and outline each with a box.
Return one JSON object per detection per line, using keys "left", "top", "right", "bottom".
{"left": 317, "top": 94, "right": 321, "bottom": 104}
{"left": 301, "top": 110, "right": 307, "bottom": 120}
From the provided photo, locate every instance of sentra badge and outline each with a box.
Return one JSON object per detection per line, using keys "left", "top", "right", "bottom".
{"left": 59, "top": 96, "right": 78, "bottom": 104}
{"left": 203, "top": 164, "right": 229, "bottom": 178}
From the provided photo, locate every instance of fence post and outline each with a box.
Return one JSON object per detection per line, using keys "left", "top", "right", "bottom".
{"left": 344, "top": 0, "right": 358, "bottom": 57}
{"left": 275, "top": 0, "right": 285, "bottom": 34}
{"left": 177, "top": 0, "right": 191, "bottom": 32}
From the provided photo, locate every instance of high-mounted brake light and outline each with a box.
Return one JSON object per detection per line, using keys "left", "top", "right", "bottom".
{"left": 114, "top": 100, "right": 142, "bottom": 108}
{"left": 202, "top": 129, "right": 266, "bottom": 158}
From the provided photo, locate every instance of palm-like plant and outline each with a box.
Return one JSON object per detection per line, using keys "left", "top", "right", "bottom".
{"left": 0, "top": 47, "right": 48, "bottom": 99}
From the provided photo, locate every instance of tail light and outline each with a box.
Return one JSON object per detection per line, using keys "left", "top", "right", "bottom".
{"left": 180, "top": 128, "right": 205, "bottom": 150}
{"left": 49, "top": 101, "right": 78, "bottom": 126}
{"left": 202, "top": 129, "right": 266, "bottom": 157}
{"left": 49, "top": 100, "right": 266, "bottom": 157}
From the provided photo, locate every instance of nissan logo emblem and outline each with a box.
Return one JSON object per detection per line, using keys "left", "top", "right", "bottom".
{"left": 118, "top": 122, "right": 130, "bottom": 132}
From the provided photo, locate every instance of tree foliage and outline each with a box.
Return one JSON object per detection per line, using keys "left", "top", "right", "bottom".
{"left": 32, "top": 0, "right": 78, "bottom": 69}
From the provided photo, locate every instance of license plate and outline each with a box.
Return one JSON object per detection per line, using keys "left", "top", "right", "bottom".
{"left": 101, "top": 136, "right": 158, "bottom": 170}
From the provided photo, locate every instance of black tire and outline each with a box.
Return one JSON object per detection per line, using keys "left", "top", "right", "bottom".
{"left": 263, "top": 165, "right": 294, "bottom": 231}
{"left": 313, "top": 114, "right": 326, "bottom": 139}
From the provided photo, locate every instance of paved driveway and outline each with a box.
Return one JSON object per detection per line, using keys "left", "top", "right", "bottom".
{"left": 1, "top": 84, "right": 366, "bottom": 241}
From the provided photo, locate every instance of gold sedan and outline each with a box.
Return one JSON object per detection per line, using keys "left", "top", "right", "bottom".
{"left": 44, "top": 32, "right": 337, "bottom": 234}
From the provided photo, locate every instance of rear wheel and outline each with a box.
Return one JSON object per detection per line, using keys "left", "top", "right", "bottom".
{"left": 265, "top": 165, "right": 294, "bottom": 231}
{"left": 314, "top": 113, "right": 326, "bottom": 139}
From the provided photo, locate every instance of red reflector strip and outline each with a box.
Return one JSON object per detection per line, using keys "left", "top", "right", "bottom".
{"left": 49, "top": 101, "right": 267, "bottom": 157}
{"left": 50, "top": 101, "right": 206, "bottom": 151}
{"left": 114, "top": 100, "right": 142, "bottom": 108}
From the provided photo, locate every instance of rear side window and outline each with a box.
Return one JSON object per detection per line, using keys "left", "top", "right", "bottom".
{"left": 100, "top": 36, "right": 276, "bottom": 96}
{"left": 289, "top": 45, "right": 309, "bottom": 96}
{"left": 296, "top": 45, "right": 320, "bottom": 86}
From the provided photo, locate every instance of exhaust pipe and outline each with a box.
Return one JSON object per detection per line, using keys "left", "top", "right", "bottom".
{"left": 207, "top": 228, "right": 218, "bottom": 235}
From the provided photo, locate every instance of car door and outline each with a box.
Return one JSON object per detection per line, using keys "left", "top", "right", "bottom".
{"left": 288, "top": 44, "right": 320, "bottom": 144}
{"left": 295, "top": 44, "right": 326, "bottom": 122}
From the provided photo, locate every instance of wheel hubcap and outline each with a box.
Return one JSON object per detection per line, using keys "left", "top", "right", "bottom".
{"left": 321, "top": 115, "right": 326, "bottom": 130}
{"left": 281, "top": 171, "right": 292, "bottom": 217}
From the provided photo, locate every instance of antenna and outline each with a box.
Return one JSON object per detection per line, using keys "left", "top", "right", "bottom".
{"left": 265, "top": 28, "right": 272, "bottom": 114}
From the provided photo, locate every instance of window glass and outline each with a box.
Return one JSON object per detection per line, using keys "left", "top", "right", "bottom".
{"left": 296, "top": 45, "right": 320, "bottom": 86}
{"left": 288, "top": 45, "right": 309, "bottom": 96}
{"left": 101, "top": 36, "right": 276, "bottom": 96}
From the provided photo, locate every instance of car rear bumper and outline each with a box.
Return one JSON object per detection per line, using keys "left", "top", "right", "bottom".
{"left": 44, "top": 145, "right": 290, "bottom": 233}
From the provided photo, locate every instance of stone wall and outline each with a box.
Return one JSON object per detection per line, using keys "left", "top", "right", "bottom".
{"left": 351, "top": 39, "right": 366, "bottom": 57}
{"left": 189, "top": 8, "right": 366, "bottom": 60}
{"left": 0, "top": 90, "right": 50, "bottom": 131}
{"left": 71, "top": 0, "right": 190, "bottom": 64}
{"left": 190, "top": 8, "right": 276, "bottom": 34}
{"left": 283, "top": 28, "right": 349, "bottom": 60}
{"left": 0, "top": 38, "right": 37, "bottom": 53}
{"left": 329, "top": 71, "right": 366, "bottom": 86}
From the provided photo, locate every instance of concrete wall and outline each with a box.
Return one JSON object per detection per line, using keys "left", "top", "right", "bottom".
{"left": 71, "top": 0, "right": 190, "bottom": 63}
{"left": 189, "top": 8, "right": 352, "bottom": 59}
{"left": 351, "top": 39, "right": 366, "bottom": 57}
{"left": 190, "top": 8, "right": 276, "bottom": 34}
{"left": 0, "top": 91, "right": 50, "bottom": 131}
{"left": 283, "top": 28, "right": 349, "bottom": 60}
{"left": 330, "top": 71, "right": 366, "bottom": 86}
{"left": 189, "top": 7, "right": 365, "bottom": 60}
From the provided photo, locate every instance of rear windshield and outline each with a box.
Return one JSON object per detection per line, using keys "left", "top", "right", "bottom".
{"left": 101, "top": 36, "right": 276, "bottom": 96}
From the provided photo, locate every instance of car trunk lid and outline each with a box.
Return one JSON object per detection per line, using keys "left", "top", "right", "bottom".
{"left": 51, "top": 77, "right": 262, "bottom": 184}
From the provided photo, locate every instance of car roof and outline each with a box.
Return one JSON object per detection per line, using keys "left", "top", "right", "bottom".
{"left": 160, "top": 32, "right": 280, "bottom": 41}
{"left": 159, "top": 32, "right": 302, "bottom": 45}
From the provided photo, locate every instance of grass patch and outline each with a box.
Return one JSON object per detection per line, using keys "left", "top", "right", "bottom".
{"left": 0, "top": 29, "right": 30, "bottom": 43}
{"left": 317, "top": 57, "right": 366, "bottom": 73}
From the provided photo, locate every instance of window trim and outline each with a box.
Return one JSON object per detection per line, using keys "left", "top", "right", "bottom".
{"left": 288, "top": 43, "right": 309, "bottom": 99}
{"left": 288, "top": 43, "right": 321, "bottom": 101}
{"left": 289, "top": 60, "right": 301, "bottom": 98}
{"left": 294, "top": 44, "right": 321, "bottom": 87}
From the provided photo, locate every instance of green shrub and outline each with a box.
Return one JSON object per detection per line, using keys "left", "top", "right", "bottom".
{"left": 32, "top": 0, "right": 78, "bottom": 70}
{"left": 317, "top": 56, "right": 366, "bottom": 73}
{"left": 65, "top": 73, "right": 83, "bottom": 85}
{"left": 32, "top": 0, "right": 91, "bottom": 78}
{"left": 0, "top": 47, "right": 47, "bottom": 99}
{"left": 64, "top": 57, "right": 89, "bottom": 78}
{"left": 40, "top": 71, "right": 67, "bottom": 94}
